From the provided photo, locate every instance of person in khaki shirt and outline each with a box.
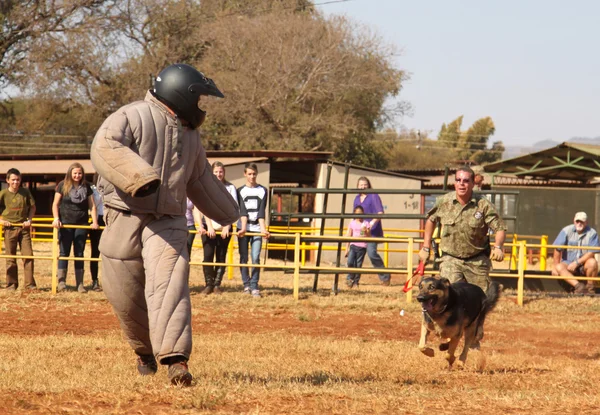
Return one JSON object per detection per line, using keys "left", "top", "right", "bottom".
{"left": 419, "top": 166, "right": 507, "bottom": 291}
{"left": 0, "top": 168, "right": 36, "bottom": 290}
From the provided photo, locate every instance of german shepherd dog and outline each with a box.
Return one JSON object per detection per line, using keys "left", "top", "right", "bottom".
{"left": 416, "top": 277, "right": 500, "bottom": 368}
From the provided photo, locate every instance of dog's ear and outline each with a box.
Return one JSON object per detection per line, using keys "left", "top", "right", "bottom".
{"left": 440, "top": 278, "right": 451, "bottom": 288}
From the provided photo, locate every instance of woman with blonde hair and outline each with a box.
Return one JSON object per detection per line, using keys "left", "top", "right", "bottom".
{"left": 52, "top": 162, "right": 99, "bottom": 292}
{"left": 200, "top": 161, "right": 239, "bottom": 294}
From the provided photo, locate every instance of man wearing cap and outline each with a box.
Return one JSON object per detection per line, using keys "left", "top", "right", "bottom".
{"left": 552, "top": 212, "right": 599, "bottom": 294}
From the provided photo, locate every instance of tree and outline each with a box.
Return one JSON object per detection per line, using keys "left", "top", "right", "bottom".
{"left": 437, "top": 116, "right": 502, "bottom": 163}
{"left": 0, "top": 1, "right": 113, "bottom": 88}
{"left": 0, "top": 0, "right": 406, "bottom": 167}
{"left": 384, "top": 128, "right": 458, "bottom": 170}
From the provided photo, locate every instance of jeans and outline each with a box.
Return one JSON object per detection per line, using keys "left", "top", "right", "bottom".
{"left": 347, "top": 245, "right": 367, "bottom": 284}
{"left": 58, "top": 227, "right": 88, "bottom": 270}
{"left": 238, "top": 235, "right": 263, "bottom": 290}
{"left": 202, "top": 233, "right": 232, "bottom": 286}
{"left": 367, "top": 242, "right": 390, "bottom": 282}
{"left": 89, "top": 215, "right": 105, "bottom": 281}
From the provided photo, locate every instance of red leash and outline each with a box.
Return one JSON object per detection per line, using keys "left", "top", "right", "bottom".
{"left": 403, "top": 260, "right": 425, "bottom": 293}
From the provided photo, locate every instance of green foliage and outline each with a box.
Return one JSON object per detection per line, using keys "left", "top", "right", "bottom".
{"left": 438, "top": 116, "right": 463, "bottom": 146}
{"left": 0, "top": 0, "right": 404, "bottom": 167}
{"left": 334, "top": 131, "right": 389, "bottom": 170}
{"left": 437, "top": 116, "right": 502, "bottom": 164}
{"left": 385, "top": 129, "right": 460, "bottom": 170}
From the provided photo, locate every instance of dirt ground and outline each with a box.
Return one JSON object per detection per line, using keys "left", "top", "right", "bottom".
{"left": 3, "top": 260, "right": 600, "bottom": 414}
{"left": 3, "top": 288, "right": 600, "bottom": 356}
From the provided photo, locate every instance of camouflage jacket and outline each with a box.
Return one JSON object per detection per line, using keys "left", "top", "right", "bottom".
{"left": 427, "top": 192, "right": 506, "bottom": 258}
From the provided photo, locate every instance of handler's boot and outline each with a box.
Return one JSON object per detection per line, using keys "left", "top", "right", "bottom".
{"left": 75, "top": 269, "right": 87, "bottom": 293}
{"left": 137, "top": 355, "right": 158, "bottom": 376}
{"left": 57, "top": 269, "right": 67, "bottom": 292}
{"left": 167, "top": 358, "right": 193, "bottom": 386}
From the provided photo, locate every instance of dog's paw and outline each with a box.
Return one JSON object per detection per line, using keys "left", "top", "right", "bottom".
{"left": 455, "top": 360, "right": 466, "bottom": 370}
{"left": 419, "top": 347, "right": 435, "bottom": 357}
{"left": 439, "top": 342, "right": 449, "bottom": 351}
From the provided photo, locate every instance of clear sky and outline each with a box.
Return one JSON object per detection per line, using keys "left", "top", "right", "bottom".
{"left": 319, "top": 0, "right": 600, "bottom": 149}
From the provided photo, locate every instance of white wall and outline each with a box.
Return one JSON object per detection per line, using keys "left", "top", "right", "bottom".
{"left": 313, "top": 164, "right": 422, "bottom": 266}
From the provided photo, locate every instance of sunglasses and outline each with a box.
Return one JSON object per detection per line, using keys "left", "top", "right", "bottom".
{"left": 575, "top": 220, "right": 585, "bottom": 224}
{"left": 455, "top": 178, "right": 471, "bottom": 184}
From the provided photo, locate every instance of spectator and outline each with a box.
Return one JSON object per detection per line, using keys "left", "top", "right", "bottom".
{"left": 88, "top": 175, "right": 104, "bottom": 292}
{"left": 353, "top": 176, "right": 391, "bottom": 285}
{"left": 0, "top": 168, "right": 36, "bottom": 290}
{"left": 185, "top": 198, "right": 201, "bottom": 259}
{"left": 237, "top": 163, "right": 270, "bottom": 298}
{"left": 52, "top": 162, "right": 98, "bottom": 293}
{"left": 419, "top": 166, "right": 507, "bottom": 291}
{"left": 473, "top": 173, "right": 484, "bottom": 191}
{"left": 200, "top": 161, "right": 239, "bottom": 295}
{"left": 91, "top": 63, "right": 239, "bottom": 386}
{"left": 552, "top": 211, "right": 599, "bottom": 294}
{"left": 344, "top": 205, "right": 370, "bottom": 288}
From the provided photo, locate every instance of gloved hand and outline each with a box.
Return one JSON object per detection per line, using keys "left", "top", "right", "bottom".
{"left": 490, "top": 247, "right": 504, "bottom": 262}
{"left": 134, "top": 179, "right": 161, "bottom": 197}
{"left": 418, "top": 247, "right": 431, "bottom": 263}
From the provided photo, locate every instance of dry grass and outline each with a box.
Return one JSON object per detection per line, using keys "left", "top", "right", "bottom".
{"left": 1, "top": 243, "right": 600, "bottom": 414}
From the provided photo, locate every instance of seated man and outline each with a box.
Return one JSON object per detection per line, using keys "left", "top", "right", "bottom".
{"left": 552, "top": 212, "right": 599, "bottom": 294}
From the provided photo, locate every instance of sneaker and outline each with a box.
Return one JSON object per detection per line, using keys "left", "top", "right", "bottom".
{"left": 243, "top": 287, "right": 251, "bottom": 295}
{"left": 587, "top": 284, "right": 596, "bottom": 295}
{"left": 213, "top": 286, "right": 223, "bottom": 295}
{"left": 201, "top": 286, "right": 213, "bottom": 295}
{"left": 137, "top": 355, "right": 158, "bottom": 376}
{"left": 57, "top": 281, "right": 67, "bottom": 292}
{"left": 168, "top": 361, "right": 193, "bottom": 386}
{"left": 77, "top": 284, "right": 87, "bottom": 294}
{"left": 346, "top": 279, "right": 354, "bottom": 288}
{"left": 5, "top": 284, "right": 17, "bottom": 291}
{"left": 251, "top": 289, "right": 261, "bottom": 298}
{"left": 24, "top": 284, "right": 37, "bottom": 290}
{"left": 381, "top": 280, "right": 391, "bottom": 286}
{"left": 91, "top": 280, "right": 102, "bottom": 292}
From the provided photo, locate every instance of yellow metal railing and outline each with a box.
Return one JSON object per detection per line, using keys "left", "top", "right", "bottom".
{"left": 2, "top": 222, "right": 599, "bottom": 306}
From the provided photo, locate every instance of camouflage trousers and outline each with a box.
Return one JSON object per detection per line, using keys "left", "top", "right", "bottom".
{"left": 437, "top": 252, "right": 492, "bottom": 291}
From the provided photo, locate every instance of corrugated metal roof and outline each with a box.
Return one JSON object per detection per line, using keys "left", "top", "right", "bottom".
{"left": 0, "top": 157, "right": 268, "bottom": 176}
{"left": 484, "top": 141, "right": 600, "bottom": 182}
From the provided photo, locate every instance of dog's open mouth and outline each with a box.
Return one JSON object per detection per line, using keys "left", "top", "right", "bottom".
{"left": 420, "top": 297, "right": 436, "bottom": 312}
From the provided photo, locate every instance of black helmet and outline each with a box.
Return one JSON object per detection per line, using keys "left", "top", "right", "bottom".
{"left": 152, "top": 63, "right": 224, "bottom": 129}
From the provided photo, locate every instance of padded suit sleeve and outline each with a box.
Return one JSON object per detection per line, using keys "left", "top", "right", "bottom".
{"left": 187, "top": 148, "right": 240, "bottom": 227}
{"left": 91, "top": 111, "right": 160, "bottom": 197}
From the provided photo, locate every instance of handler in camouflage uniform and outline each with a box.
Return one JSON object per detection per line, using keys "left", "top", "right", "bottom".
{"left": 419, "top": 166, "right": 506, "bottom": 290}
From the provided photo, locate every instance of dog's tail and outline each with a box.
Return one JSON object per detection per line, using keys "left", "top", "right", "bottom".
{"left": 475, "top": 282, "right": 502, "bottom": 339}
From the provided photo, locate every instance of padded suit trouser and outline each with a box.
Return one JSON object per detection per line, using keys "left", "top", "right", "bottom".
{"left": 99, "top": 207, "right": 192, "bottom": 362}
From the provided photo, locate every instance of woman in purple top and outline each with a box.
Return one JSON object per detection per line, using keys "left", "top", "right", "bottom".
{"left": 353, "top": 176, "right": 391, "bottom": 285}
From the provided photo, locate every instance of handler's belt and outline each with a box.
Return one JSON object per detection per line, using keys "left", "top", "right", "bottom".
{"left": 442, "top": 251, "right": 484, "bottom": 261}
